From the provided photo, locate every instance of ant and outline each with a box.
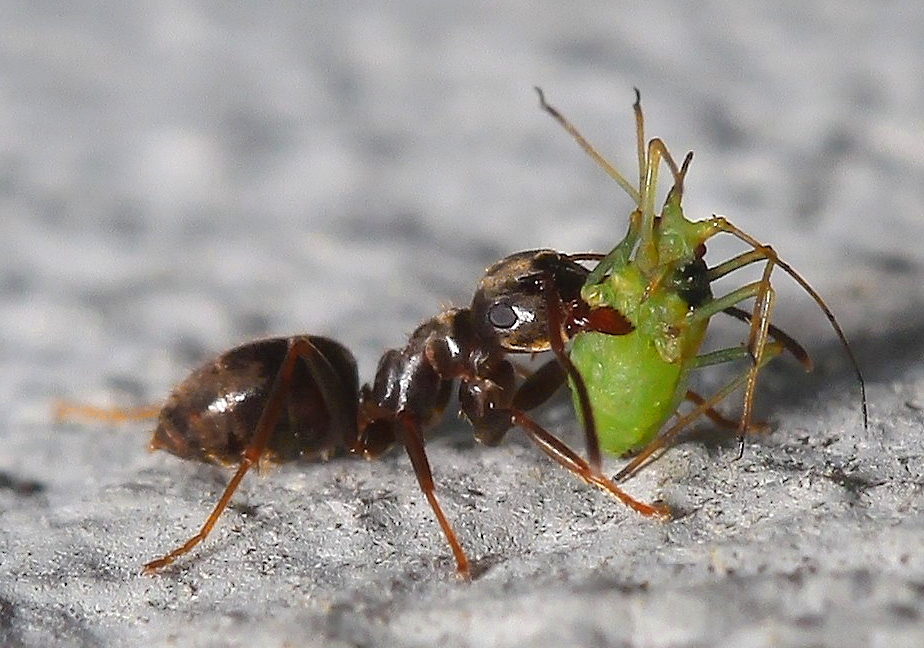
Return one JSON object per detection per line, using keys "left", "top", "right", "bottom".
{"left": 56, "top": 248, "right": 673, "bottom": 579}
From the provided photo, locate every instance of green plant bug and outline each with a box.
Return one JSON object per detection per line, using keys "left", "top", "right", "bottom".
{"left": 536, "top": 88, "right": 868, "bottom": 481}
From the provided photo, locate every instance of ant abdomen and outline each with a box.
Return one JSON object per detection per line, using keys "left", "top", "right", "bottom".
{"left": 151, "top": 336, "right": 359, "bottom": 466}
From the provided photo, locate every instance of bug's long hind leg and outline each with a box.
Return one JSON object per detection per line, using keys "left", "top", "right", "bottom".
{"left": 53, "top": 401, "right": 161, "bottom": 423}
{"left": 709, "top": 218, "right": 868, "bottom": 430}
{"left": 142, "top": 338, "right": 336, "bottom": 574}
{"left": 684, "top": 390, "right": 769, "bottom": 432}
{"left": 509, "top": 409, "right": 668, "bottom": 517}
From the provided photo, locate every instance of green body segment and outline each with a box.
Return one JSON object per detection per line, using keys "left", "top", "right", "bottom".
{"left": 570, "top": 330, "right": 684, "bottom": 454}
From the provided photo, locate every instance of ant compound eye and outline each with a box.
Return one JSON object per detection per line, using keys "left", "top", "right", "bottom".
{"left": 488, "top": 302, "right": 518, "bottom": 329}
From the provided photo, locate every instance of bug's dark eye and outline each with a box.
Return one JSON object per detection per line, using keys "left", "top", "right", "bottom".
{"left": 488, "top": 302, "right": 517, "bottom": 329}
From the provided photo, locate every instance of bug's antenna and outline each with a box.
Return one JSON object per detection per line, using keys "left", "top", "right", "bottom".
{"left": 535, "top": 87, "right": 641, "bottom": 205}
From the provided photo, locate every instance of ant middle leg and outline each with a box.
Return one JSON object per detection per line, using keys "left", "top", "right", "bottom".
{"left": 511, "top": 359, "right": 567, "bottom": 412}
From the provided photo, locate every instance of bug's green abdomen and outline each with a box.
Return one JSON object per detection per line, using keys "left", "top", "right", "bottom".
{"left": 570, "top": 330, "right": 683, "bottom": 454}
{"left": 572, "top": 262, "right": 710, "bottom": 455}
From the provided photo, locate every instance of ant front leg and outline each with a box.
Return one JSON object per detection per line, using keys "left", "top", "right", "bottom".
{"left": 461, "top": 365, "right": 668, "bottom": 519}
{"left": 536, "top": 271, "right": 606, "bottom": 473}
{"left": 510, "top": 408, "right": 668, "bottom": 517}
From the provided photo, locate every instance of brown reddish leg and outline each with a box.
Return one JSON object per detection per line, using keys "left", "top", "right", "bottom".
{"left": 397, "top": 414, "right": 469, "bottom": 578}
{"left": 510, "top": 409, "right": 668, "bottom": 517}
{"left": 53, "top": 402, "right": 161, "bottom": 423}
{"left": 501, "top": 271, "right": 665, "bottom": 515}
{"left": 538, "top": 273, "right": 604, "bottom": 474}
{"left": 142, "top": 337, "right": 338, "bottom": 574}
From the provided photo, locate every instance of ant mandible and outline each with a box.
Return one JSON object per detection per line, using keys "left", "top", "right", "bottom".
{"left": 56, "top": 249, "right": 670, "bottom": 579}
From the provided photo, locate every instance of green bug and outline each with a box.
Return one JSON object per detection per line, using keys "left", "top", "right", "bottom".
{"left": 536, "top": 89, "right": 868, "bottom": 479}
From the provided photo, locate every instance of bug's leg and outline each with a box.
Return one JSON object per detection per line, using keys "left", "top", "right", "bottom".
{"left": 142, "top": 338, "right": 336, "bottom": 574}
{"left": 722, "top": 306, "right": 811, "bottom": 369}
{"left": 709, "top": 219, "right": 868, "bottom": 429}
{"left": 53, "top": 401, "right": 161, "bottom": 423}
{"left": 701, "top": 239, "right": 862, "bottom": 455}
{"left": 735, "top": 259, "right": 776, "bottom": 454}
{"left": 684, "top": 257, "right": 778, "bottom": 448}
{"left": 682, "top": 390, "right": 769, "bottom": 431}
{"left": 508, "top": 409, "right": 668, "bottom": 517}
{"left": 617, "top": 298, "right": 805, "bottom": 482}
{"left": 614, "top": 341, "right": 785, "bottom": 482}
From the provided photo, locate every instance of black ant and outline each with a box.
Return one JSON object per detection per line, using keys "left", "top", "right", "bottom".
{"left": 57, "top": 249, "right": 676, "bottom": 578}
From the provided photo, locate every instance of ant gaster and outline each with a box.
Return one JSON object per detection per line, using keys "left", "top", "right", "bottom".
{"left": 59, "top": 249, "right": 666, "bottom": 578}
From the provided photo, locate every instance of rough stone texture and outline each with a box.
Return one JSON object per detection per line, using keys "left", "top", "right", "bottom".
{"left": 1, "top": 2, "right": 923, "bottom": 647}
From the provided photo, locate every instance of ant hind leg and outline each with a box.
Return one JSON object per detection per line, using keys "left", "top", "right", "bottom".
{"left": 141, "top": 337, "right": 338, "bottom": 574}
{"left": 53, "top": 401, "right": 161, "bottom": 423}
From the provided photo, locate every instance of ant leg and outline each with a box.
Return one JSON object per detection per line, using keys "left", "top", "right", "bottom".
{"left": 511, "top": 360, "right": 566, "bottom": 412}
{"left": 396, "top": 414, "right": 470, "bottom": 578}
{"left": 509, "top": 409, "right": 668, "bottom": 517}
{"left": 538, "top": 274, "right": 603, "bottom": 473}
{"left": 142, "top": 337, "right": 338, "bottom": 574}
{"left": 614, "top": 341, "right": 784, "bottom": 483}
{"left": 53, "top": 401, "right": 161, "bottom": 423}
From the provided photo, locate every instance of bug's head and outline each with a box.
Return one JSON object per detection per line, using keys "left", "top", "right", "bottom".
{"left": 471, "top": 249, "right": 588, "bottom": 352}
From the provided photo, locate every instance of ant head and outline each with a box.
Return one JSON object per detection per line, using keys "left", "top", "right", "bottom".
{"left": 471, "top": 250, "right": 588, "bottom": 352}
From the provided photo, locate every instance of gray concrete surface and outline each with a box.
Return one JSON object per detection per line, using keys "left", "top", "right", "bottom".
{"left": 1, "top": 2, "right": 923, "bottom": 647}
